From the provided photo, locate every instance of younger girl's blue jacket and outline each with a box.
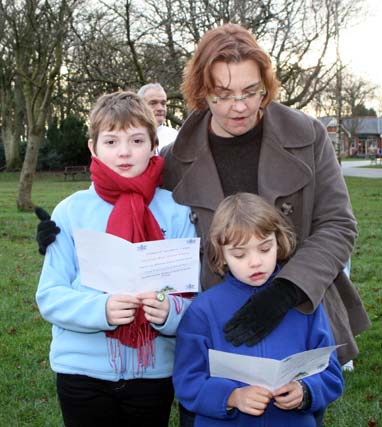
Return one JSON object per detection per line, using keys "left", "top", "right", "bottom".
{"left": 36, "top": 185, "right": 196, "bottom": 381}
{"left": 173, "top": 273, "right": 344, "bottom": 427}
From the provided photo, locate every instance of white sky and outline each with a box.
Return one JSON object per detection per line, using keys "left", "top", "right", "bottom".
{"left": 340, "top": 0, "right": 382, "bottom": 87}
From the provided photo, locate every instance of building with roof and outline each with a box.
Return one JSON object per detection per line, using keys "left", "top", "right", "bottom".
{"left": 319, "top": 116, "right": 382, "bottom": 157}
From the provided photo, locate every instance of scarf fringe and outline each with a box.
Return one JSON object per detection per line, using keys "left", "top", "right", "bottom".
{"left": 107, "top": 337, "right": 123, "bottom": 373}
{"left": 106, "top": 306, "right": 158, "bottom": 373}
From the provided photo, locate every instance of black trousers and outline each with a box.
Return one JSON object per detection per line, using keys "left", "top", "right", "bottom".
{"left": 179, "top": 404, "right": 195, "bottom": 427}
{"left": 57, "top": 373, "right": 174, "bottom": 427}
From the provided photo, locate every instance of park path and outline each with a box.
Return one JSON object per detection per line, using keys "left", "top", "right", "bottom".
{"left": 341, "top": 160, "right": 382, "bottom": 179}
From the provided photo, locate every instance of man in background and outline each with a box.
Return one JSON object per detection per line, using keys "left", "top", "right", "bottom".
{"left": 138, "top": 83, "right": 178, "bottom": 152}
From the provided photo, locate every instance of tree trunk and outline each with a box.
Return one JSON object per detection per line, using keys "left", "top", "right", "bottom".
{"left": 2, "top": 127, "right": 22, "bottom": 170}
{"left": 0, "top": 80, "right": 23, "bottom": 171}
{"left": 16, "top": 131, "right": 43, "bottom": 211}
{"left": 2, "top": 127, "right": 12, "bottom": 167}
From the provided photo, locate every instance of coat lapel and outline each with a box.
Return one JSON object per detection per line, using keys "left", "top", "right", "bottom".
{"left": 258, "top": 104, "right": 314, "bottom": 204}
{"left": 172, "top": 142, "right": 225, "bottom": 211}
{"left": 171, "top": 111, "right": 225, "bottom": 211}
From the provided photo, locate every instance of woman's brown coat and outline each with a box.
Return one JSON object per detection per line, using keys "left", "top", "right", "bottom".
{"left": 161, "top": 102, "right": 370, "bottom": 364}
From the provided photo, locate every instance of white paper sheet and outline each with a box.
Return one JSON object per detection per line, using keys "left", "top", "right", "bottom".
{"left": 209, "top": 345, "right": 340, "bottom": 392}
{"left": 73, "top": 229, "right": 200, "bottom": 294}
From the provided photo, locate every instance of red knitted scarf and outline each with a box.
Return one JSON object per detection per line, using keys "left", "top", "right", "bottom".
{"left": 90, "top": 155, "right": 164, "bottom": 371}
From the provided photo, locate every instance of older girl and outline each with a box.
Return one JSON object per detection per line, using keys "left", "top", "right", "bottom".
{"left": 36, "top": 91, "right": 196, "bottom": 427}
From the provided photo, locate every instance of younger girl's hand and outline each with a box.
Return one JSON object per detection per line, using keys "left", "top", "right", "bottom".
{"left": 138, "top": 291, "right": 170, "bottom": 325}
{"left": 106, "top": 294, "right": 140, "bottom": 326}
{"left": 273, "top": 380, "right": 304, "bottom": 410}
{"left": 227, "top": 385, "right": 272, "bottom": 416}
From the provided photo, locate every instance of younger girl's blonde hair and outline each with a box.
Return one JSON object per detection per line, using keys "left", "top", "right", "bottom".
{"left": 207, "top": 193, "right": 296, "bottom": 277}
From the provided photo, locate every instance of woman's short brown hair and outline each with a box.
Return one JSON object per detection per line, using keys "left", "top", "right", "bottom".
{"left": 182, "top": 23, "right": 279, "bottom": 111}
{"left": 207, "top": 193, "right": 296, "bottom": 277}
{"left": 89, "top": 91, "right": 158, "bottom": 151}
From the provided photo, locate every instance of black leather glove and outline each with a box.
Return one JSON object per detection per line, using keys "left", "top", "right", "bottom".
{"left": 35, "top": 207, "right": 61, "bottom": 255}
{"left": 224, "top": 278, "right": 307, "bottom": 346}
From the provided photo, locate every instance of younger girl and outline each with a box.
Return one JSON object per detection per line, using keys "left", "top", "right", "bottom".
{"left": 36, "top": 91, "right": 196, "bottom": 427}
{"left": 173, "top": 193, "right": 343, "bottom": 427}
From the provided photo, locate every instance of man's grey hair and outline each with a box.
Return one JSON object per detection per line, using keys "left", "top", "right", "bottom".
{"left": 137, "top": 83, "right": 165, "bottom": 97}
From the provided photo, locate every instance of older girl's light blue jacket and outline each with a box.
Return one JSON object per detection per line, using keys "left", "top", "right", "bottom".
{"left": 36, "top": 184, "right": 196, "bottom": 381}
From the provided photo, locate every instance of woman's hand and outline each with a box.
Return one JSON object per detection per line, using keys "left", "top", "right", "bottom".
{"left": 106, "top": 294, "right": 140, "bottom": 326}
{"left": 273, "top": 380, "right": 304, "bottom": 410}
{"left": 227, "top": 385, "right": 272, "bottom": 416}
{"left": 138, "top": 291, "right": 170, "bottom": 325}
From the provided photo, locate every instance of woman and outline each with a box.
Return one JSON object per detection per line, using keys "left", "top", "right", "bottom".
{"left": 159, "top": 24, "right": 369, "bottom": 425}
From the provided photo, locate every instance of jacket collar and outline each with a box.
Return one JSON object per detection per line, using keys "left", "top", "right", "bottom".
{"left": 171, "top": 103, "right": 314, "bottom": 210}
{"left": 226, "top": 264, "right": 281, "bottom": 293}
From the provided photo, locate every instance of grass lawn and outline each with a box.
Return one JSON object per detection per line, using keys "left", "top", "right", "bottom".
{"left": 0, "top": 172, "right": 381, "bottom": 426}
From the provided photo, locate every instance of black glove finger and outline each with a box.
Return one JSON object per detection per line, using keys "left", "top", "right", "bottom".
{"left": 35, "top": 206, "right": 51, "bottom": 221}
{"left": 225, "top": 321, "right": 248, "bottom": 340}
{"left": 224, "top": 295, "right": 258, "bottom": 332}
{"left": 245, "top": 314, "right": 286, "bottom": 347}
{"left": 37, "top": 228, "right": 61, "bottom": 249}
{"left": 38, "top": 233, "right": 59, "bottom": 255}
{"left": 38, "top": 244, "right": 47, "bottom": 256}
{"left": 36, "top": 215, "right": 60, "bottom": 256}
{"left": 225, "top": 324, "right": 253, "bottom": 344}
{"left": 224, "top": 318, "right": 241, "bottom": 333}
{"left": 245, "top": 327, "right": 268, "bottom": 347}
{"left": 42, "top": 232, "right": 60, "bottom": 247}
{"left": 38, "top": 220, "right": 60, "bottom": 234}
{"left": 228, "top": 322, "right": 270, "bottom": 347}
{"left": 224, "top": 310, "right": 254, "bottom": 332}
{"left": 228, "top": 329, "right": 256, "bottom": 347}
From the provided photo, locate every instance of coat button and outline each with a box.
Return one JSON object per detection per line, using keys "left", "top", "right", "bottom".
{"left": 281, "top": 202, "right": 294, "bottom": 216}
{"left": 189, "top": 211, "right": 198, "bottom": 224}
